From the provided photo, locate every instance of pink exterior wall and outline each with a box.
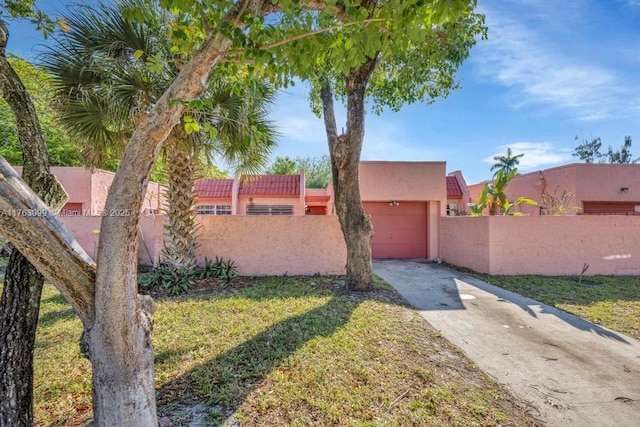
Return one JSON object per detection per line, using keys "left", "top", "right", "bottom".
{"left": 58, "top": 216, "right": 102, "bottom": 261}
{"left": 138, "top": 214, "right": 166, "bottom": 266}
{"left": 439, "top": 217, "right": 491, "bottom": 273}
{"left": 427, "top": 201, "right": 440, "bottom": 258}
{"left": 196, "top": 215, "right": 346, "bottom": 275}
{"left": 503, "top": 164, "right": 640, "bottom": 215}
{"left": 59, "top": 215, "right": 166, "bottom": 266}
{"left": 60, "top": 214, "right": 346, "bottom": 274}
{"left": 505, "top": 165, "right": 577, "bottom": 215}
{"left": 14, "top": 166, "right": 166, "bottom": 215}
{"left": 359, "top": 161, "right": 447, "bottom": 214}
{"left": 467, "top": 182, "right": 488, "bottom": 203}
{"left": 440, "top": 216, "right": 640, "bottom": 275}
{"left": 14, "top": 166, "right": 93, "bottom": 211}
{"left": 573, "top": 164, "right": 640, "bottom": 204}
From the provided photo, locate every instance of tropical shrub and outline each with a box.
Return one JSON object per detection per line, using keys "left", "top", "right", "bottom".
{"left": 138, "top": 256, "right": 239, "bottom": 295}
{"left": 468, "top": 169, "right": 537, "bottom": 216}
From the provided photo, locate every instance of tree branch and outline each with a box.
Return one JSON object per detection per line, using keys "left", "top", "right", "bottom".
{"left": 0, "top": 158, "right": 95, "bottom": 326}
{"left": 319, "top": 76, "right": 338, "bottom": 147}
{"left": 225, "top": 18, "right": 384, "bottom": 57}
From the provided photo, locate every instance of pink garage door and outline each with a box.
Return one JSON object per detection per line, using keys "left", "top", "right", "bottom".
{"left": 363, "top": 202, "right": 427, "bottom": 259}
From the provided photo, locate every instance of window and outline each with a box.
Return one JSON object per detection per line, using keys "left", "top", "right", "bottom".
{"left": 246, "top": 204, "right": 293, "bottom": 215}
{"left": 446, "top": 202, "right": 459, "bottom": 216}
{"left": 196, "top": 204, "right": 232, "bottom": 215}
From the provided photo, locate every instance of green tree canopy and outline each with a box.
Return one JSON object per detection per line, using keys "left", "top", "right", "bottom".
{"left": 572, "top": 135, "right": 638, "bottom": 164}
{"left": 267, "top": 154, "right": 331, "bottom": 188}
{"left": 267, "top": 155, "right": 297, "bottom": 175}
{"left": 0, "top": 55, "right": 82, "bottom": 166}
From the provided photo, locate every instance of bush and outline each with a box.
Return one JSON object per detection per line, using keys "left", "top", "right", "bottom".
{"left": 138, "top": 257, "right": 238, "bottom": 295}
{"left": 197, "top": 256, "right": 238, "bottom": 281}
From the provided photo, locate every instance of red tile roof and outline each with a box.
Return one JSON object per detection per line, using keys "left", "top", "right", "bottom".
{"left": 195, "top": 179, "right": 233, "bottom": 198}
{"left": 240, "top": 174, "right": 300, "bottom": 196}
{"left": 446, "top": 176, "right": 463, "bottom": 198}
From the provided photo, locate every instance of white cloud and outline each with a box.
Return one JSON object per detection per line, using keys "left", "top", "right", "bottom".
{"left": 484, "top": 142, "right": 573, "bottom": 171}
{"left": 473, "top": 4, "right": 640, "bottom": 121}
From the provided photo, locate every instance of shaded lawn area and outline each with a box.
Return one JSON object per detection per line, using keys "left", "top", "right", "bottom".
{"left": 464, "top": 273, "right": 640, "bottom": 341}
{"left": 28, "top": 276, "right": 536, "bottom": 426}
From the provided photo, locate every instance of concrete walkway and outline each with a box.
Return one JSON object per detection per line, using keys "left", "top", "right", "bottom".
{"left": 373, "top": 259, "right": 640, "bottom": 427}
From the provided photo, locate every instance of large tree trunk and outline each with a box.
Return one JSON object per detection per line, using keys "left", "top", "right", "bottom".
{"left": 0, "top": 2, "right": 292, "bottom": 424}
{"left": 86, "top": 28, "right": 240, "bottom": 427}
{"left": 320, "top": 57, "right": 378, "bottom": 291}
{"left": 0, "top": 21, "right": 69, "bottom": 426}
{"left": 162, "top": 127, "right": 199, "bottom": 270}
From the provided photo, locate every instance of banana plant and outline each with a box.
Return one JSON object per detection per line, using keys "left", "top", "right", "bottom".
{"left": 468, "top": 168, "right": 537, "bottom": 216}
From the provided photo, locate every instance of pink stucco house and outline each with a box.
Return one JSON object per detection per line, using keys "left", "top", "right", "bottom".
{"left": 13, "top": 166, "right": 166, "bottom": 216}
{"left": 468, "top": 163, "right": 640, "bottom": 216}
{"left": 14, "top": 162, "right": 453, "bottom": 261}
{"left": 194, "top": 172, "right": 315, "bottom": 216}
{"left": 195, "top": 161, "right": 451, "bottom": 259}
{"left": 9, "top": 161, "right": 640, "bottom": 275}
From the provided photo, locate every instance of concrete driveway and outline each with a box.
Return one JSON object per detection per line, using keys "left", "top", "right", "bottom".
{"left": 373, "top": 259, "right": 640, "bottom": 427}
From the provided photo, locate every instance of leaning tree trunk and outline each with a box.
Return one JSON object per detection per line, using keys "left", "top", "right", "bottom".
{"left": 319, "top": 57, "right": 378, "bottom": 291}
{"left": 0, "top": 21, "right": 68, "bottom": 427}
{"left": 162, "top": 127, "right": 199, "bottom": 270}
{"left": 0, "top": 2, "right": 287, "bottom": 424}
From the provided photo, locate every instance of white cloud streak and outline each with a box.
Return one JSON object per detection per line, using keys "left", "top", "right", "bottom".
{"left": 474, "top": 3, "right": 640, "bottom": 121}
{"left": 484, "top": 142, "right": 573, "bottom": 171}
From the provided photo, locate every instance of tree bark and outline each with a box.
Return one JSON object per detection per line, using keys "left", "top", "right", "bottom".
{"left": 0, "top": 20, "right": 71, "bottom": 427}
{"left": 86, "top": 23, "right": 240, "bottom": 427}
{"left": 0, "top": 2, "right": 318, "bottom": 424}
{"left": 162, "top": 127, "right": 199, "bottom": 270}
{"left": 320, "top": 57, "right": 378, "bottom": 291}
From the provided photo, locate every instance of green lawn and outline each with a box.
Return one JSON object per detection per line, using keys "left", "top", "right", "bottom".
{"left": 464, "top": 273, "right": 640, "bottom": 341}
{"left": 29, "top": 276, "right": 535, "bottom": 426}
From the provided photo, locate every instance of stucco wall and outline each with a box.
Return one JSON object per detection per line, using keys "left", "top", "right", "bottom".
{"left": 504, "top": 164, "right": 640, "bottom": 215}
{"left": 440, "top": 216, "right": 491, "bottom": 273}
{"left": 359, "top": 162, "right": 446, "bottom": 214}
{"left": 59, "top": 214, "right": 166, "bottom": 266}
{"left": 197, "top": 215, "right": 346, "bottom": 275}
{"left": 440, "top": 216, "right": 640, "bottom": 275}
{"left": 58, "top": 216, "right": 102, "bottom": 261}
{"left": 138, "top": 214, "right": 166, "bottom": 266}
{"left": 574, "top": 164, "right": 640, "bottom": 204}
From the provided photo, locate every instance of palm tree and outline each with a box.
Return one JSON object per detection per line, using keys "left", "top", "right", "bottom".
{"left": 490, "top": 147, "right": 524, "bottom": 177}
{"left": 42, "top": 0, "right": 277, "bottom": 269}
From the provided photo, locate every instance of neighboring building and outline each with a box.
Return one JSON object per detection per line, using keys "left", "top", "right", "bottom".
{"left": 445, "top": 171, "right": 471, "bottom": 216}
{"left": 359, "top": 161, "right": 445, "bottom": 259}
{"left": 12, "top": 162, "right": 458, "bottom": 262}
{"left": 474, "top": 163, "right": 640, "bottom": 216}
{"left": 194, "top": 173, "right": 310, "bottom": 216}
{"left": 195, "top": 162, "right": 447, "bottom": 259}
{"left": 12, "top": 166, "right": 166, "bottom": 216}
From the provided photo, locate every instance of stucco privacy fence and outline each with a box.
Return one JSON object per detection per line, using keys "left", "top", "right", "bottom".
{"left": 440, "top": 215, "right": 640, "bottom": 275}
{"left": 60, "top": 214, "right": 348, "bottom": 275}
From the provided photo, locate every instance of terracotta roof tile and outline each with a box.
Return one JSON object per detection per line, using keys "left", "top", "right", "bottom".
{"left": 446, "top": 176, "right": 463, "bottom": 198}
{"left": 195, "top": 179, "right": 234, "bottom": 198}
{"left": 240, "top": 175, "right": 300, "bottom": 196}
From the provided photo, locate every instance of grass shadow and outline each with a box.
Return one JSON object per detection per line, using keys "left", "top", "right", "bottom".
{"left": 156, "top": 293, "right": 362, "bottom": 424}
{"left": 37, "top": 307, "right": 76, "bottom": 328}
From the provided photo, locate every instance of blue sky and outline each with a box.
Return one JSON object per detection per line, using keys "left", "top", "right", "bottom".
{"left": 6, "top": 0, "right": 640, "bottom": 183}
